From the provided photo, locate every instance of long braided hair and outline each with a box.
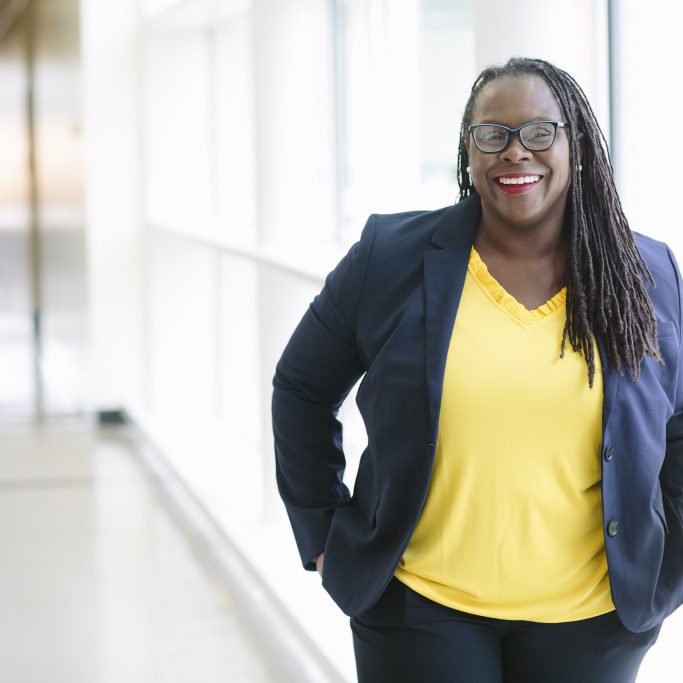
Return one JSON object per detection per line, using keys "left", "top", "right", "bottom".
{"left": 457, "top": 57, "right": 662, "bottom": 388}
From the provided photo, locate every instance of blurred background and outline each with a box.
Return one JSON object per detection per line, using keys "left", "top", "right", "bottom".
{"left": 0, "top": 0, "right": 681, "bottom": 681}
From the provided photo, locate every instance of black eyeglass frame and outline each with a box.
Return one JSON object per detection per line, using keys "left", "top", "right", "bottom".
{"left": 468, "top": 120, "right": 569, "bottom": 153}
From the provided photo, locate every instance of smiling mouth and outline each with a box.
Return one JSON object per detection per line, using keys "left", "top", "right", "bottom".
{"left": 494, "top": 174, "right": 544, "bottom": 195}
{"left": 496, "top": 175, "right": 543, "bottom": 185}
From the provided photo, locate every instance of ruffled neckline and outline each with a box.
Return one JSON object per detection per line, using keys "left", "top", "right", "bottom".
{"left": 469, "top": 246, "right": 567, "bottom": 325}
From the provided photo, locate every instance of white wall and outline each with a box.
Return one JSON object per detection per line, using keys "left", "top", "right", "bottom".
{"left": 610, "top": 1, "right": 683, "bottom": 254}
{"left": 80, "top": 0, "right": 145, "bottom": 412}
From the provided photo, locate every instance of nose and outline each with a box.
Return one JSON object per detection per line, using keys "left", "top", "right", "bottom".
{"left": 500, "top": 134, "right": 531, "bottom": 163}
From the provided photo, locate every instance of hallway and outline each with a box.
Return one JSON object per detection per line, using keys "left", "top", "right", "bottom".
{"left": 0, "top": 420, "right": 273, "bottom": 683}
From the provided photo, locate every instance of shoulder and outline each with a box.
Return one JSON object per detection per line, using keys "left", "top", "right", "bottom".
{"left": 632, "top": 231, "right": 681, "bottom": 323}
{"left": 632, "top": 231, "right": 678, "bottom": 282}
{"left": 368, "top": 205, "right": 450, "bottom": 242}
{"left": 358, "top": 194, "right": 481, "bottom": 254}
{"left": 633, "top": 230, "right": 670, "bottom": 260}
{"left": 360, "top": 207, "right": 449, "bottom": 288}
{"left": 361, "top": 205, "right": 451, "bottom": 266}
{"left": 323, "top": 206, "right": 451, "bottom": 308}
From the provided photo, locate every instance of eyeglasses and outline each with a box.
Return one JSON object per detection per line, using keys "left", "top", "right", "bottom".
{"left": 468, "top": 121, "right": 569, "bottom": 153}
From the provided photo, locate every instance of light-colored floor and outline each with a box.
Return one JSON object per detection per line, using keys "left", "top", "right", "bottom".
{"left": 1, "top": 418, "right": 680, "bottom": 683}
{"left": 0, "top": 419, "right": 273, "bottom": 683}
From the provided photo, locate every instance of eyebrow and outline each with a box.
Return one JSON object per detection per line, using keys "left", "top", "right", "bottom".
{"left": 474, "top": 117, "right": 557, "bottom": 125}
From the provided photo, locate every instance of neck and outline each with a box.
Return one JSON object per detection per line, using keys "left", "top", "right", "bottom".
{"left": 475, "top": 205, "right": 567, "bottom": 264}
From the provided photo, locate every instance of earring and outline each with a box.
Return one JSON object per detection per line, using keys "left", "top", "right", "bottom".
{"left": 466, "top": 166, "right": 471, "bottom": 173}
{"left": 579, "top": 164, "right": 583, "bottom": 171}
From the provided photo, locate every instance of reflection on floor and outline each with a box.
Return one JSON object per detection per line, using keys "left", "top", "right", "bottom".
{"left": 0, "top": 419, "right": 272, "bottom": 683}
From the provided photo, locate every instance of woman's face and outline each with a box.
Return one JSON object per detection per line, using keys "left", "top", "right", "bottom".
{"left": 467, "top": 75, "right": 572, "bottom": 230}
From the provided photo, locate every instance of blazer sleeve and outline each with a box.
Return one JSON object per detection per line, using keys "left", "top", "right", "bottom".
{"left": 660, "top": 246, "right": 683, "bottom": 606}
{"left": 664, "top": 245, "right": 683, "bottom": 499}
{"left": 272, "top": 216, "right": 376, "bottom": 570}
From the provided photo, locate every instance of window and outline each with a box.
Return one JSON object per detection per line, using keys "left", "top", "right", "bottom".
{"left": 334, "top": 0, "right": 474, "bottom": 241}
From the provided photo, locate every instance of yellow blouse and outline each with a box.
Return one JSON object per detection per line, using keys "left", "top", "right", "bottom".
{"left": 394, "top": 246, "right": 616, "bottom": 622}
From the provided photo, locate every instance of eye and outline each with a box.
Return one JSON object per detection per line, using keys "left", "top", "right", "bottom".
{"left": 522, "top": 124, "right": 554, "bottom": 140}
{"left": 477, "top": 126, "right": 506, "bottom": 142}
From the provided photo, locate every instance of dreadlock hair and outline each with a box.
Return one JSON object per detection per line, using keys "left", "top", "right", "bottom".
{"left": 457, "top": 57, "right": 662, "bottom": 388}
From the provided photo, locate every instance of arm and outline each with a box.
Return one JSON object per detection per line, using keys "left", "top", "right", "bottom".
{"left": 663, "top": 245, "right": 683, "bottom": 504}
{"left": 658, "top": 247, "right": 683, "bottom": 609}
{"left": 272, "top": 216, "right": 376, "bottom": 570}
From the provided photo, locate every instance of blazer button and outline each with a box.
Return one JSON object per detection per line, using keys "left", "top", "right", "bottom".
{"left": 604, "top": 446, "right": 614, "bottom": 461}
{"left": 607, "top": 520, "right": 619, "bottom": 537}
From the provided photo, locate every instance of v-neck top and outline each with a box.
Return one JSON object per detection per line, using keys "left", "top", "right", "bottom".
{"left": 394, "top": 246, "right": 615, "bottom": 622}
{"left": 468, "top": 245, "right": 567, "bottom": 325}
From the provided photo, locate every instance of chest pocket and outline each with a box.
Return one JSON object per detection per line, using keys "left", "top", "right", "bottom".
{"left": 647, "top": 320, "right": 678, "bottom": 408}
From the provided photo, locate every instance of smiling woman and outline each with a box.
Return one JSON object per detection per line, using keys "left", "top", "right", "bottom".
{"left": 456, "top": 60, "right": 662, "bottom": 380}
{"left": 273, "top": 57, "right": 683, "bottom": 683}
{"left": 466, "top": 74, "right": 574, "bottom": 310}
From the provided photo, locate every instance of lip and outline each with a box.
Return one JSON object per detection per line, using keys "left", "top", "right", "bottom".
{"left": 494, "top": 172, "right": 544, "bottom": 195}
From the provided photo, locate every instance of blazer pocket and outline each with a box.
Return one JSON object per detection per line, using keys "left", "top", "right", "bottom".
{"left": 355, "top": 487, "right": 380, "bottom": 527}
{"left": 656, "top": 319, "right": 676, "bottom": 339}
{"left": 647, "top": 319, "right": 678, "bottom": 401}
{"left": 651, "top": 483, "right": 669, "bottom": 535}
{"left": 353, "top": 452, "right": 379, "bottom": 526}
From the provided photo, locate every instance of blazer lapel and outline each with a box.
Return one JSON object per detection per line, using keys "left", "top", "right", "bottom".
{"left": 424, "top": 195, "right": 480, "bottom": 436}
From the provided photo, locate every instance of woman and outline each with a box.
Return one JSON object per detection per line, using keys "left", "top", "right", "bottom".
{"left": 272, "top": 57, "right": 683, "bottom": 682}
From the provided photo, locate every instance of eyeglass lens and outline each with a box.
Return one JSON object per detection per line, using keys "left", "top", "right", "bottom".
{"left": 473, "top": 122, "right": 557, "bottom": 152}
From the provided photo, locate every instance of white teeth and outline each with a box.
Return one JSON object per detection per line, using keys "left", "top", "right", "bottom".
{"left": 498, "top": 175, "right": 541, "bottom": 185}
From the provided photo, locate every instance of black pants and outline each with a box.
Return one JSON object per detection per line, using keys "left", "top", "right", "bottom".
{"left": 351, "top": 578, "right": 662, "bottom": 683}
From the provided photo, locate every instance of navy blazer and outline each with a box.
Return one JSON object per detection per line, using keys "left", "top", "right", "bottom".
{"left": 272, "top": 193, "right": 683, "bottom": 633}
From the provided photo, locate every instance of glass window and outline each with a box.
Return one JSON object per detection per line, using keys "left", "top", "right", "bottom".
{"left": 333, "top": 0, "right": 474, "bottom": 242}
{"left": 143, "top": 0, "right": 255, "bottom": 239}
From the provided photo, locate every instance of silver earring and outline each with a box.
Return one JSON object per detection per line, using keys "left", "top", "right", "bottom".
{"left": 466, "top": 166, "right": 471, "bottom": 173}
{"left": 579, "top": 164, "right": 583, "bottom": 171}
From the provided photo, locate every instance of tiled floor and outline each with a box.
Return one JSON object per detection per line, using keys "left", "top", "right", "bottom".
{"left": 0, "top": 419, "right": 273, "bottom": 683}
